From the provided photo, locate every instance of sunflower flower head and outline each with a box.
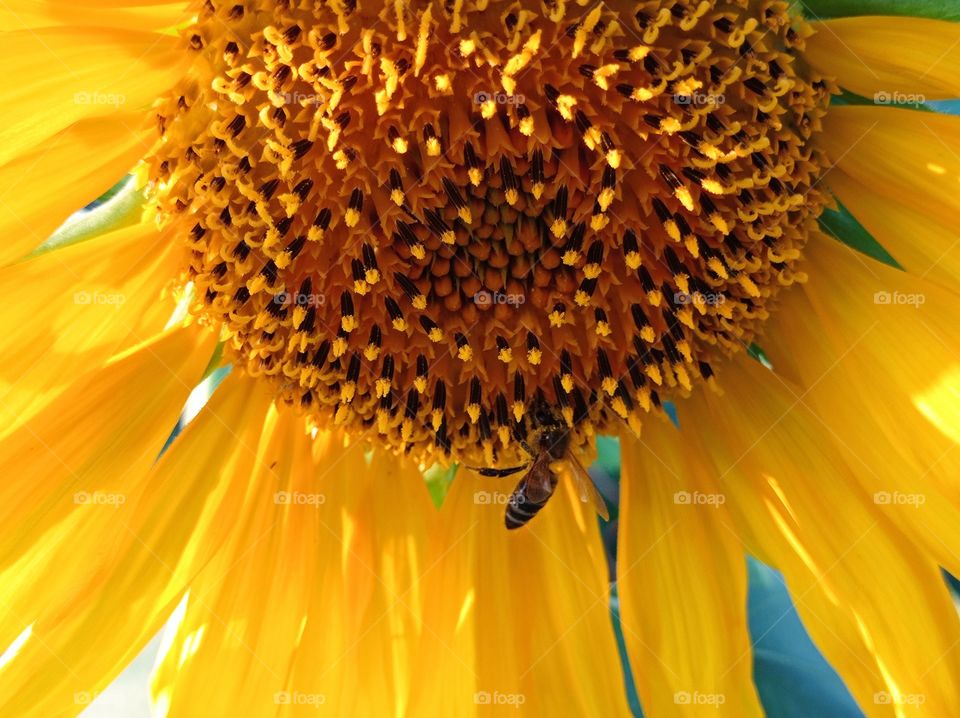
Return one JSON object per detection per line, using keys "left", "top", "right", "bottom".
{"left": 9, "top": 0, "right": 960, "bottom": 715}
{"left": 149, "top": 0, "right": 832, "bottom": 467}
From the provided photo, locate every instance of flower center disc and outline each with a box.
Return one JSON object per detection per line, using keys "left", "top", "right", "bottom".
{"left": 149, "top": 0, "right": 831, "bottom": 466}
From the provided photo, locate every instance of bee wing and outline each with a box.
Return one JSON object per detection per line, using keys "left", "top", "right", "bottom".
{"left": 522, "top": 454, "right": 556, "bottom": 503}
{"left": 560, "top": 454, "right": 610, "bottom": 521}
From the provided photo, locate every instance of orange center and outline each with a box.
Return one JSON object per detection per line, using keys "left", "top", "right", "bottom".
{"left": 148, "top": 0, "right": 832, "bottom": 467}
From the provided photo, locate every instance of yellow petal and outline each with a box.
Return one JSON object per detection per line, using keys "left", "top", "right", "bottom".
{"left": 806, "top": 17, "right": 960, "bottom": 100}
{"left": 280, "top": 449, "right": 437, "bottom": 717}
{"left": 406, "top": 470, "right": 629, "bottom": 716}
{"left": 820, "top": 105, "right": 960, "bottom": 289}
{"left": 619, "top": 428, "right": 763, "bottom": 718}
{"left": 0, "top": 27, "right": 185, "bottom": 166}
{"left": 762, "top": 235, "right": 960, "bottom": 577}
{"left": 826, "top": 168, "right": 960, "bottom": 290}
{"left": 821, "top": 107, "right": 960, "bottom": 243}
{"left": 151, "top": 404, "right": 319, "bottom": 717}
{"left": 681, "top": 353, "right": 960, "bottom": 716}
{"left": 0, "top": 114, "right": 152, "bottom": 261}
{"left": 0, "top": 352, "right": 265, "bottom": 718}
{"left": 0, "top": 220, "right": 177, "bottom": 420}
{"left": 0, "top": 323, "right": 214, "bottom": 570}
{"left": 0, "top": 0, "right": 191, "bottom": 31}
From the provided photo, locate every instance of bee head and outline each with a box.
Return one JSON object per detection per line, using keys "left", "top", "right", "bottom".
{"left": 529, "top": 393, "right": 558, "bottom": 428}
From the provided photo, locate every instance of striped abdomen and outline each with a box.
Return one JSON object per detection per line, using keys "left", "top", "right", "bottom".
{"left": 504, "top": 470, "right": 558, "bottom": 530}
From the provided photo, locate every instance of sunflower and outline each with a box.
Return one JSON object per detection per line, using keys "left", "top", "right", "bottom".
{"left": 2, "top": 0, "right": 960, "bottom": 715}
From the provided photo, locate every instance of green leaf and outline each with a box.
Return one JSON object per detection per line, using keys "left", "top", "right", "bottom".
{"left": 424, "top": 462, "right": 458, "bottom": 508}
{"left": 930, "top": 100, "right": 960, "bottom": 115}
{"left": 609, "top": 589, "right": 644, "bottom": 717}
{"left": 591, "top": 435, "right": 621, "bottom": 521}
{"left": 802, "top": 0, "right": 960, "bottom": 21}
{"left": 593, "top": 436, "right": 621, "bottom": 480}
{"left": 200, "top": 341, "right": 227, "bottom": 380}
{"left": 86, "top": 175, "right": 132, "bottom": 208}
{"left": 33, "top": 174, "right": 145, "bottom": 256}
{"left": 159, "top": 364, "right": 232, "bottom": 457}
{"left": 830, "top": 88, "right": 934, "bottom": 113}
{"left": 747, "top": 343, "right": 774, "bottom": 370}
{"left": 749, "top": 558, "right": 865, "bottom": 718}
{"left": 818, "top": 200, "right": 902, "bottom": 269}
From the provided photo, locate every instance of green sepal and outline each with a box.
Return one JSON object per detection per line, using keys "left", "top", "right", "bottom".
{"left": 818, "top": 200, "right": 902, "bottom": 269}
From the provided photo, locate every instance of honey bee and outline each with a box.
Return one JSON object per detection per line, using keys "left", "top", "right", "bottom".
{"left": 474, "top": 398, "right": 609, "bottom": 530}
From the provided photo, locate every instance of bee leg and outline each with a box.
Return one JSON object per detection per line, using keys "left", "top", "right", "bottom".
{"left": 509, "top": 422, "right": 537, "bottom": 458}
{"left": 468, "top": 465, "right": 528, "bottom": 478}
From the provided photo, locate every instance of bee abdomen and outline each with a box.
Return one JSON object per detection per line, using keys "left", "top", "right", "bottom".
{"left": 504, "top": 491, "right": 548, "bottom": 530}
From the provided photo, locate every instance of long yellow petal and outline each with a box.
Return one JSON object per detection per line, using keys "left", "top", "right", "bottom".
{"left": 0, "top": 0, "right": 191, "bottom": 31}
{"left": 0, "top": 27, "right": 185, "bottom": 166}
{"left": 276, "top": 449, "right": 438, "bottom": 717}
{"left": 827, "top": 170, "right": 960, "bottom": 290}
{"left": 806, "top": 17, "right": 960, "bottom": 100}
{"left": 0, "top": 220, "right": 177, "bottom": 421}
{"left": 151, "top": 404, "right": 320, "bottom": 717}
{"left": 0, "top": 372, "right": 273, "bottom": 717}
{"left": 0, "top": 323, "right": 214, "bottom": 570}
{"left": 619, "top": 426, "right": 764, "bottom": 718}
{"left": 762, "top": 235, "right": 960, "bottom": 577}
{"left": 682, "top": 354, "right": 960, "bottom": 716}
{"left": 821, "top": 106, "right": 960, "bottom": 288}
{"left": 0, "top": 114, "right": 152, "bottom": 261}
{"left": 406, "top": 470, "right": 630, "bottom": 717}
{"left": 821, "top": 107, "right": 960, "bottom": 237}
